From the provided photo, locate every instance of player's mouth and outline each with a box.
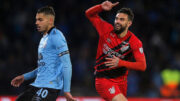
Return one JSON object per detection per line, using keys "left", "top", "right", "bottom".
{"left": 115, "top": 24, "right": 121, "bottom": 29}
{"left": 37, "top": 26, "right": 41, "bottom": 30}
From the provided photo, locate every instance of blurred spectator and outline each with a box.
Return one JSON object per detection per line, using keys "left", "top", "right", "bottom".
{"left": 160, "top": 68, "right": 180, "bottom": 97}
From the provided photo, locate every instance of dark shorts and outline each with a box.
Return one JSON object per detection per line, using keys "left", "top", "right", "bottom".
{"left": 16, "top": 86, "right": 60, "bottom": 101}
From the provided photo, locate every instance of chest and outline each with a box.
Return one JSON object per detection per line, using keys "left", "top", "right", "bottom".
{"left": 38, "top": 35, "right": 52, "bottom": 53}
{"left": 100, "top": 33, "right": 132, "bottom": 58}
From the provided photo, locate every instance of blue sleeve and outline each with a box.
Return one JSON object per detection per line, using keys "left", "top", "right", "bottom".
{"left": 52, "top": 30, "right": 72, "bottom": 92}
{"left": 23, "top": 68, "right": 38, "bottom": 80}
{"left": 59, "top": 54, "right": 72, "bottom": 92}
{"left": 51, "top": 30, "right": 68, "bottom": 54}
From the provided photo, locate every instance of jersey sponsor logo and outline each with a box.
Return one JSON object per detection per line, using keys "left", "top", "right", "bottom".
{"left": 109, "top": 86, "right": 115, "bottom": 94}
{"left": 121, "top": 45, "right": 130, "bottom": 53}
{"left": 102, "top": 44, "right": 123, "bottom": 58}
{"left": 38, "top": 62, "right": 45, "bottom": 67}
{"left": 139, "top": 47, "right": 143, "bottom": 54}
{"left": 120, "top": 41, "right": 130, "bottom": 53}
{"left": 38, "top": 53, "right": 45, "bottom": 67}
{"left": 122, "top": 41, "right": 128, "bottom": 45}
{"left": 58, "top": 50, "right": 69, "bottom": 57}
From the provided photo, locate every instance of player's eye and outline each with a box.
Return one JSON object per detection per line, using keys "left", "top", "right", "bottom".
{"left": 120, "top": 18, "right": 125, "bottom": 21}
{"left": 39, "top": 19, "right": 43, "bottom": 21}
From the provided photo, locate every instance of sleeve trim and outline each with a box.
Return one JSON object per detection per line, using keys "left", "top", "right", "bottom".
{"left": 59, "top": 50, "right": 69, "bottom": 57}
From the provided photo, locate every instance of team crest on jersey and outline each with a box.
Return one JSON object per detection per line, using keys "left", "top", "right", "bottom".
{"left": 139, "top": 47, "right": 143, "bottom": 54}
{"left": 109, "top": 86, "right": 115, "bottom": 94}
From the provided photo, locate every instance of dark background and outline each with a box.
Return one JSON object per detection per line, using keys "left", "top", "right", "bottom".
{"left": 0, "top": 0, "right": 180, "bottom": 98}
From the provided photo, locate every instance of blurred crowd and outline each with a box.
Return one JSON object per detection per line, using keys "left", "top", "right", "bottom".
{"left": 0, "top": 0, "right": 180, "bottom": 98}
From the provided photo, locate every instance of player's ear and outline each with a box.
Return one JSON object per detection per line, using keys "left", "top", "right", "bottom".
{"left": 128, "top": 21, "right": 132, "bottom": 27}
{"left": 49, "top": 17, "right": 53, "bottom": 22}
{"left": 49, "top": 16, "right": 54, "bottom": 24}
{"left": 50, "top": 16, "right": 55, "bottom": 24}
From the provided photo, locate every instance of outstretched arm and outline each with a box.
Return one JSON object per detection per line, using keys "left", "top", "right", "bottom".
{"left": 11, "top": 68, "right": 38, "bottom": 87}
{"left": 85, "top": 1, "right": 119, "bottom": 17}
{"left": 101, "top": 1, "right": 119, "bottom": 11}
{"left": 23, "top": 68, "right": 38, "bottom": 80}
{"left": 85, "top": 1, "right": 119, "bottom": 36}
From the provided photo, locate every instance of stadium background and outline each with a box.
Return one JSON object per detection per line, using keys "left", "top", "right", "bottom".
{"left": 0, "top": 0, "right": 179, "bottom": 99}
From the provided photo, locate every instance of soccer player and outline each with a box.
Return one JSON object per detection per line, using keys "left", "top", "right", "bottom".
{"left": 85, "top": 1, "right": 146, "bottom": 101}
{"left": 11, "top": 6, "right": 76, "bottom": 101}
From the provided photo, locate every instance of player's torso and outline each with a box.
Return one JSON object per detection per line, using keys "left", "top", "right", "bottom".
{"left": 38, "top": 34, "right": 57, "bottom": 68}
{"left": 95, "top": 31, "right": 133, "bottom": 80}
{"left": 34, "top": 33, "right": 63, "bottom": 88}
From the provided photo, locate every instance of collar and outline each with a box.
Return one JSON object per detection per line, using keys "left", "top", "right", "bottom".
{"left": 47, "top": 26, "right": 55, "bottom": 34}
{"left": 115, "top": 30, "right": 131, "bottom": 40}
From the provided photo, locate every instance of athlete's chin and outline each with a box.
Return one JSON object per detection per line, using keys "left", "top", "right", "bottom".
{"left": 114, "top": 28, "right": 121, "bottom": 32}
{"left": 37, "top": 30, "right": 42, "bottom": 33}
{"left": 37, "top": 29, "right": 43, "bottom": 33}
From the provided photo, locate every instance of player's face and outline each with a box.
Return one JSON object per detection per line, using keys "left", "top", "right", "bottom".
{"left": 114, "top": 13, "right": 132, "bottom": 34}
{"left": 35, "top": 13, "right": 50, "bottom": 33}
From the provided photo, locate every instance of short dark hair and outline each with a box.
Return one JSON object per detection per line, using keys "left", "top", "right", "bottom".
{"left": 117, "top": 8, "right": 134, "bottom": 21}
{"left": 37, "top": 6, "right": 55, "bottom": 16}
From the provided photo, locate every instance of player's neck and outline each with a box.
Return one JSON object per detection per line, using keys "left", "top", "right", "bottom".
{"left": 43, "top": 25, "right": 54, "bottom": 35}
{"left": 118, "top": 29, "right": 128, "bottom": 38}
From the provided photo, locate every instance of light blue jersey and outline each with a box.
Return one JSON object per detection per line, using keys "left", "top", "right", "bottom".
{"left": 23, "top": 27, "right": 72, "bottom": 92}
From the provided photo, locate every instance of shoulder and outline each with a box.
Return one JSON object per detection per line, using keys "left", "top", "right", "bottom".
{"left": 129, "top": 31, "right": 143, "bottom": 48}
{"left": 50, "top": 28, "right": 65, "bottom": 39}
{"left": 50, "top": 28, "right": 63, "bottom": 36}
{"left": 130, "top": 32, "right": 142, "bottom": 43}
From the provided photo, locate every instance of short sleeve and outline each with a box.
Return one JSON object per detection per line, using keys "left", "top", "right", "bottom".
{"left": 51, "top": 30, "right": 69, "bottom": 56}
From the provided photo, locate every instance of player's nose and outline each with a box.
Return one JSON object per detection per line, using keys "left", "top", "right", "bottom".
{"left": 115, "top": 22, "right": 120, "bottom": 25}
{"left": 35, "top": 21, "right": 39, "bottom": 25}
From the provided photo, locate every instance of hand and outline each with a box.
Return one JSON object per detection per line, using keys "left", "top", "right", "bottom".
{"left": 104, "top": 55, "right": 119, "bottom": 68}
{"left": 11, "top": 75, "right": 24, "bottom": 87}
{"left": 101, "top": 1, "right": 119, "bottom": 11}
{"left": 64, "top": 92, "right": 77, "bottom": 101}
